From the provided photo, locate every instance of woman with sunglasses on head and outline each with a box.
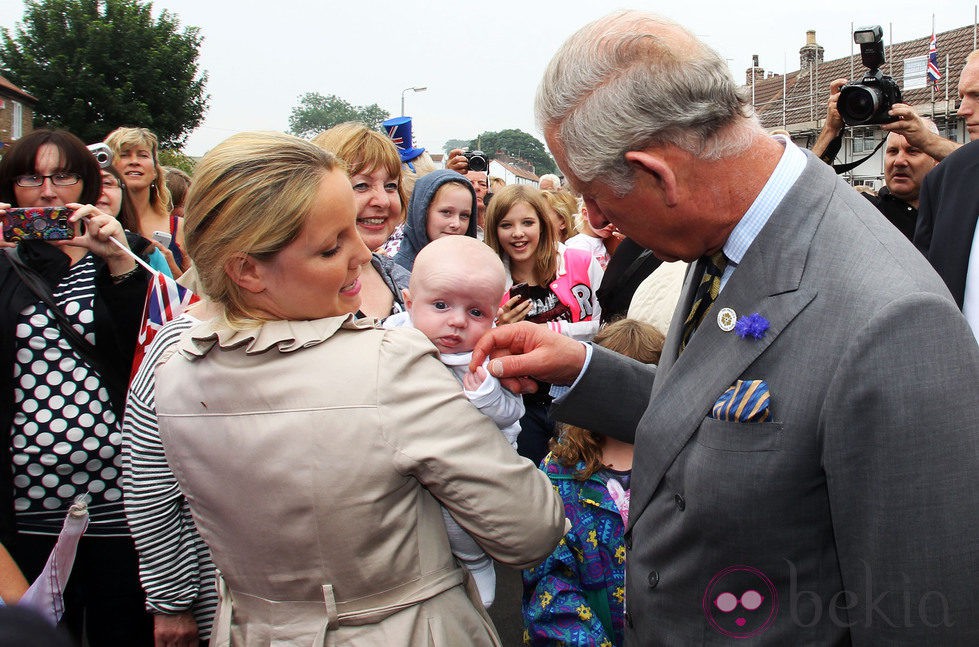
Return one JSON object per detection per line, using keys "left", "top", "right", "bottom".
{"left": 0, "top": 129, "right": 153, "bottom": 645}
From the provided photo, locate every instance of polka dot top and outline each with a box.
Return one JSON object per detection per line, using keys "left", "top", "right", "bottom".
{"left": 10, "top": 254, "right": 128, "bottom": 536}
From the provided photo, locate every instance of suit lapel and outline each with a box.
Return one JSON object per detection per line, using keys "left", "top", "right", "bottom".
{"left": 628, "top": 154, "right": 833, "bottom": 530}
{"left": 653, "top": 262, "right": 698, "bottom": 382}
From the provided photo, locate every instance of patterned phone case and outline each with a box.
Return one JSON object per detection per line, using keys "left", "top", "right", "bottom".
{"left": 2, "top": 207, "right": 74, "bottom": 242}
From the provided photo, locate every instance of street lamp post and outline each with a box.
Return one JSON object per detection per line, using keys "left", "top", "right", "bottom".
{"left": 401, "top": 86, "right": 427, "bottom": 116}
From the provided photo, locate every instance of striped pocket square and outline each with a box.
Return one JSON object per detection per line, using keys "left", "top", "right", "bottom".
{"left": 711, "top": 380, "right": 771, "bottom": 423}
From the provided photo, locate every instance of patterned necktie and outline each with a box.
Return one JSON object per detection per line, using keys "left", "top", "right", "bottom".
{"left": 680, "top": 251, "right": 727, "bottom": 352}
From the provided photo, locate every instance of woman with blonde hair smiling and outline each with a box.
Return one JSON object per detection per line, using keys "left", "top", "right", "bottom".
{"left": 144, "top": 131, "right": 565, "bottom": 645}
{"left": 104, "top": 127, "right": 188, "bottom": 276}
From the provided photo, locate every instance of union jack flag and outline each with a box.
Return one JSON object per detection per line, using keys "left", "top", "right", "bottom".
{"left": 130, "top": 271, "right": 199, "bottom": 380}
{"left": 928, "top": 33, "right": 942, "bottom": 86}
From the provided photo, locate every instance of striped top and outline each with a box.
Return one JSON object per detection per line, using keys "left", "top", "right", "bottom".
{"left": 121, "top": 314, "right": 216, "bottom": 639}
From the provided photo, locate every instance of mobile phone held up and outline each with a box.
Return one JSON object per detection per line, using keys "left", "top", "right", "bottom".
{"left": 2, "top": 206, "right": 74, "bottom": 242}
{"left": 151, "top": 230, "right": 172, "bottom": 247}
{"left": 509, "top": 282, "right": 533, "bottom": 304}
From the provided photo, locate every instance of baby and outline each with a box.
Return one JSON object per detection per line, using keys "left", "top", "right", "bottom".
{"left": 384, "top": 235, "right": 524, "bottom": 607}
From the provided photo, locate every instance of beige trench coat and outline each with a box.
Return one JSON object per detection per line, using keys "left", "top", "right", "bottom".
{"left": 155, "top": 315, "right": 567, "bottom": 646}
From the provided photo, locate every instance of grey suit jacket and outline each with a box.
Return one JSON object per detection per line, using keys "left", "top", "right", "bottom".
{"left": 554, "top": 152, "right": 979, "bottom": 645}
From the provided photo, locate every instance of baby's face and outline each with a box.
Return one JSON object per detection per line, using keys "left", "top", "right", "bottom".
{"left": 407, "top": 269, "right": 500, "bottom": 355}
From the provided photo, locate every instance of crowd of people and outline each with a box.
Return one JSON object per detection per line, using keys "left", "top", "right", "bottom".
{"left": 0, "top": 8, "right": 977, "bottom": 646}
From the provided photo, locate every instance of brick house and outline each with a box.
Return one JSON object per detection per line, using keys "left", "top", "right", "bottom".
{"left": 747, "top": 25, "right": 976, "bottom": 187}
{"left": 0, "top": 74, "right": 36, "bottom": 148}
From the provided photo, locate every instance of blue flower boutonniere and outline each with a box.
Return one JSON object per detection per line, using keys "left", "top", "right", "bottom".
{"left": 734, "top": 313, "right": 769, "bottom": 340}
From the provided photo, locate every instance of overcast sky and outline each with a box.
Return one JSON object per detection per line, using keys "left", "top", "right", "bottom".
{"left": 0, "top": 0, "right": 974, "bottom": 157}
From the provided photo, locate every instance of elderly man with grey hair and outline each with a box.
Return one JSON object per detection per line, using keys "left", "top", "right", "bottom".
{"left": 472, "top": 10, "right": 979, "bottom": 645}
{"left": 537, "top": 173, "right": 561, "bottom": 190}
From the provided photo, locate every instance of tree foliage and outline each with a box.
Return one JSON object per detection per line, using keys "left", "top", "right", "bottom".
{"left": 0, "top": 0, "right": 209, "bottom": 147}
{"left": 469, "top": 129, "right": 556, "bottom": 175}
{"left": 443, "top": 138, "right": 469, "bottom": 154}
{"left": 158, "top": 149, "right": 196, "bottom": 175}
{"left": 288, "top": 92, "right": 389, "bottom": 139}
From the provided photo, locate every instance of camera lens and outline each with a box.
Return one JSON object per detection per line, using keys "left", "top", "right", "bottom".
{"left": 86, "top": 143, "right": 113, "bottom": 169}
{"left": 839, "top": 85, "right": 882, "bottom": 125}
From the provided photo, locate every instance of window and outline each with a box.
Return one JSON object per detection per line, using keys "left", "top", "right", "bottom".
{"left": 902, "top": 56, "right": 928, "bottom": 91}
{"left": 851, "top": 129, "right": 878, "bottom": 154}
{"left": 852, "top": 130, "right": 865, "bottom": 154}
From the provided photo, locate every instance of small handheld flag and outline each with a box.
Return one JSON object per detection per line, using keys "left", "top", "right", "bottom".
{"left": 130, "top": 271, "right": 200, "bottom": 380}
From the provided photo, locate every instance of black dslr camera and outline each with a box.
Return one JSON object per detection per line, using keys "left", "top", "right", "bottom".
{"left": 463, "top": 150, "right": 488, "bottom": 173}
{"left": 838, "top": 25, "right": 903, "bottom": 126}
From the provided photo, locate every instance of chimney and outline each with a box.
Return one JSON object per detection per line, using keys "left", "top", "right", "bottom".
{"left": 800, "top": 30, "right": 825, "bottom": 69}
{"left": 745, "top": 54, "right": 765, "bottom": 85}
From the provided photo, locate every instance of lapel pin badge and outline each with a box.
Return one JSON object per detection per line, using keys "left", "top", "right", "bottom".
{"left": 717, "top": 307, "right": 737, "bottom": 332}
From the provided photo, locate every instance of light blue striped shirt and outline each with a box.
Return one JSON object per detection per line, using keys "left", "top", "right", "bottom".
{"left": 720, "top": 135, "right": 807, "bottom": 290}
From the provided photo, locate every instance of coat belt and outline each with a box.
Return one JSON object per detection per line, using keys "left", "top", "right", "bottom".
{"left": 210, "top": 566, "right": 467, "bottom": 645}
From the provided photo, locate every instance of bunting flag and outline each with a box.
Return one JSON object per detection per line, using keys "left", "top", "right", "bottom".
{"left": 130, "top": 271, "right": 200, "bottom": 380}
{"left": 928, "top": 33, "right": 942, "bottom": 86}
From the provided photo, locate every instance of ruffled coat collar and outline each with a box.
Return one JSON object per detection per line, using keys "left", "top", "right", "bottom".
{"left": 178, "top": 313, "right": 377, "bottom": 358}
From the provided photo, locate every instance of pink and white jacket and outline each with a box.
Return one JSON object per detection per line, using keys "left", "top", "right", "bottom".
{"left": 503, "top": 244, "right": 604, "bottom": 342}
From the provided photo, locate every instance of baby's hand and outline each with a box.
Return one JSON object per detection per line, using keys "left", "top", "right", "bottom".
{"left": 463, "top": 366, "right": 488, "bottom": 391}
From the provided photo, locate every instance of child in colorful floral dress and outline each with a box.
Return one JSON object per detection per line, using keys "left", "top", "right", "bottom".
{"left": 522, "top": 318, "right": 664, "bottom": 646}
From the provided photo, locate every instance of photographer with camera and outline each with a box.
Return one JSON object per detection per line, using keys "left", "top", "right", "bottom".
{"left": 813, "top": 25, "right": 960, "bottom": 167}
{"left": 812, "top": 79, "right": 940, "bottom": 241}
{"left": 446, "top": 148, "right": 490, "bottom": 238}
{"left": 815, "top": 83, "right": 959, "bottom": 165}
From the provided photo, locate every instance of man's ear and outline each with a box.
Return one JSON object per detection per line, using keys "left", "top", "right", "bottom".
{"left": 402, "top": 288, "right": 413, "bottom": 310}
{"left": 224, "top": 252, "right": 265, "bottom": 294}
{"left": 624, "top": 150, "right": 679, "bottom": 207}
